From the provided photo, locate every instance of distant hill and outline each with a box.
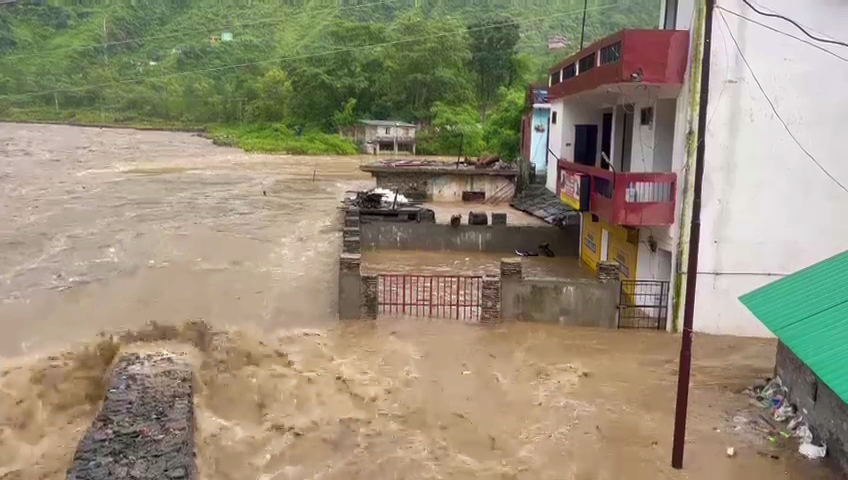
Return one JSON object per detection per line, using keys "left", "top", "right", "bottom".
{"left": 0, "top": 0, "right": 661, "bottom": 141}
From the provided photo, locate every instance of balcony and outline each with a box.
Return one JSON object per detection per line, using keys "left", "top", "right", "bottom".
{"left": 557, "top": 160, "right": 677, "bottom": 227}
{"left": 548, "top": 29, "right": 689, "bottom": 101}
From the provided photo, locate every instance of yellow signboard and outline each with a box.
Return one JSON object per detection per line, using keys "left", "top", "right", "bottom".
{"left": 580, "top": 213, "right": 638, "bottom": 281}
{"left": 559, "top": 170, "right": 583, "bottom": 210}
{"left": 580, "top": 213, "right": 601, "bottom": 270}
{"left": 608, "top": 234, "right": 637, "bottom": 281}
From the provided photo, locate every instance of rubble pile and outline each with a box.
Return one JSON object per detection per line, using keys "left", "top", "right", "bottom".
{"left": 349, "top": 188, "right": 411, "bottom": 210}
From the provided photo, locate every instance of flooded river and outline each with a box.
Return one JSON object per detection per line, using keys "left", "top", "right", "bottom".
{"left": 0, "top": 123, "right": 836, "bottom": 479}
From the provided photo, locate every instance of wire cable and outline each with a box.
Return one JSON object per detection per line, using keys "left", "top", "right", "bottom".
{"left": 719, "top": 11, "right": 848, "bottom": 195}
{"left": 739, "top": 0, "right": 848, "bottom": 49}
{"left": 1, "top": 0, "right": 401, "bottom": 61}
{"left": 0, "top": 3, "right": 619, "bottom": 100}
{"left": 718, "top": 6, "right": 848, "bottom": 63}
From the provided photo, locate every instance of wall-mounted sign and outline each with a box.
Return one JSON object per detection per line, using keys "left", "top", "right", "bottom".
{"left": 559, "top": 169, "right": 589, "bottom": 211}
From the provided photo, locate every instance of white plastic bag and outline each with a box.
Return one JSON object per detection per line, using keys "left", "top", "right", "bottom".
{"left": 799, "top": 442, "right": 827, "bottom": 460}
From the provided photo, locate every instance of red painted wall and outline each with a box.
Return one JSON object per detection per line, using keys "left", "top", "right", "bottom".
{"left": 548, "top": 29, "right": 689, "bottom": 101}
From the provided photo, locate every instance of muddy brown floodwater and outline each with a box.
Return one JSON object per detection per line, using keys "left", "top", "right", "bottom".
{"left": 0, "top": 123, "right": 837, "bottom": 479}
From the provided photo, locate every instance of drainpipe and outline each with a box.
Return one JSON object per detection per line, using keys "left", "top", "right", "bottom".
{"left": 671, "top": 0, "right": 715, "bottom": 470}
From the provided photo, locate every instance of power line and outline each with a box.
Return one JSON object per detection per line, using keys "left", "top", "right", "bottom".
{"left": 718, "top": 6, "right": 848, "bottom": 63}
{"left": 0, "top": 3, "right": 619, "bottom": 101}
{"left": 2, "top": 0, "right": 400, "bottom": 61}
{"left": 718, "top": 11, "right": 848, "bottom": 195}
{"left": 740, "top": 0, "right": 848, "bottom": 49}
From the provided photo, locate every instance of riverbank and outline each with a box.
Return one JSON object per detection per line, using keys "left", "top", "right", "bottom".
{"left": 0, "top": 109, "right": 358, "bottom": 155}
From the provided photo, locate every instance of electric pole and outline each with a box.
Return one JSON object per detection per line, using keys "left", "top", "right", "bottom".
{"left": 103, "top": 16, "right": 108, "bottom": 64}
{"left": 579, "top": 0, "right": 588, "bottom": 49}
{"left": 671, "top": 0, "right": 716, "bottom": 469}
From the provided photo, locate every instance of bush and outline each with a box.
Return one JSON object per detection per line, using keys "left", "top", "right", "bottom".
{"left": 209, "top": 124, "right": 357, "bottom": 155}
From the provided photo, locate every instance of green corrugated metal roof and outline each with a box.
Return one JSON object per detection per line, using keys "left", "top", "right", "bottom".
{"left": 739, "top": 250, "right": 848, "bottom": 404}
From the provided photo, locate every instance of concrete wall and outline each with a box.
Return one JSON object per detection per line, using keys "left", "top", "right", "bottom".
{"left": 502, "top": 277, "right": 619, "bottom": 327}
{"left": 338, "top": 253, "right": 362, "bottom": 320}
{"left": 776, "top": 341, "right": 848, "bottom": 475}
{"left": 672, "top": 0, "right": 848, "bottom": 336}
{"left": 360, "top": 223, "right": 580, "bottom": 255}
{"left": 374, "top": 171, "right": 515, "bottom": 202}
{"left": 545, "top": 100, "right": 564, "bottom": 193}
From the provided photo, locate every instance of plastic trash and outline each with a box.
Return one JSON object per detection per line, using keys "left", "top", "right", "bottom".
{"left": 726, "top": 447, "right": 736, "bottom": 458}
{"left": 795, "top": 425, "right": 814, "bottom": 444}
{"left": 799, "top": 442, "right": 827, "bottom": 460}
{"left": 773, "top": 400, "right": 796, "bottom": 422}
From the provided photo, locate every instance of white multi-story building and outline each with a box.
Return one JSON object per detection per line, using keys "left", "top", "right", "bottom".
{"left": 544, "top": 0, "right": 848, "bottom": 336}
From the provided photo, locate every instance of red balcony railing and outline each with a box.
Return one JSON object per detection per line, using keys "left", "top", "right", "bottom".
{"left": 558, "top": 160, "right": 677, "bottom": 227}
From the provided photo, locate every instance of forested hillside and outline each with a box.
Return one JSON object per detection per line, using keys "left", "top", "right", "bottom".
{"left": 0, "top": 0, "right": 661, "bottom": 155}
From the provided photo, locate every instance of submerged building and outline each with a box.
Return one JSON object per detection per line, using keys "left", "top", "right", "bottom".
{"left": 344, "top": 120, "right": 417, "bottom": 155}
{"left": 544, "top": 0, "right": 848, "bottom": 335}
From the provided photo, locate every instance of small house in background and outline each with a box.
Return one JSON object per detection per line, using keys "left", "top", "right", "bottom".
{"left": 0, "top": 0, "right": 18, "bottom": 7}
{"left": 547, "top": 34, "right": 568, "bottom": 51}
{"left": 740, "top": 250, "right": 848, "bottom": 475}
{"left": 345, "top": 120, "right": 417, "bottom": 155}
{"left": 519, "top": 85, "right": 551, "bottom": 184}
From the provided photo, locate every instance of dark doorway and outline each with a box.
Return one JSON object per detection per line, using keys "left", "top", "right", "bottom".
{"left": 574, "top": 124, "right": 598, "bottom": 166}
{"left": 601, "top": 113, "right": 613, "bottom": 169}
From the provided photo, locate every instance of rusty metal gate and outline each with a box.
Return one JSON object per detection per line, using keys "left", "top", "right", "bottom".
{"left": 377, "top": 274, "right": 483, "bottom": 321}
{"left": 618, "top": 280, "right": 670, "bottom": 330}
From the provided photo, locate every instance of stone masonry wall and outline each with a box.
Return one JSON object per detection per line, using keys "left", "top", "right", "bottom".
{"left": 776, "top": 341, "right": 848, "bottom": 475}
{"left": 374, "top": 172, "right": 432, "bottom": 200}
{"left": 480, "top": 275, "right": 501, "bottom": 323}
{"left": 66, "top": 353, "right": 195, "bottom": 480}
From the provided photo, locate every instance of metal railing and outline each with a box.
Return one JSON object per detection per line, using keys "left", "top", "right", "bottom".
{"left": 618, "top": 280, "right": 670, "bottom": 330}
{"left": 377, "top": 274, "right": 483, "bottom": 321}
{"left": 558, "top": 160, "right": 677, "bottom": 226}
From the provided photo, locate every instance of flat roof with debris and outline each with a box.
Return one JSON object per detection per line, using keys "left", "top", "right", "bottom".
{"left": 359, "top": 159, "right": 518, "bottom": 177}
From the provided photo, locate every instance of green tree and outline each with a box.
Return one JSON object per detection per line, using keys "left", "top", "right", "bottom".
{"left": 467, "top": 16, "right": 520, "bottom": 121}
{"left": 332, "top": 98, "right": 357, "bottom": 130}
{"left": 428, "top": 101, "right": 485, "bottom": 157}
{"left": 384, "top": 12, "right": 474, "bottom": 122}
{"left": 249, "top": 68, "right": 293, "bottom": 123}
{"left": 484, "top": 87, "right": 525, "bottom": 160}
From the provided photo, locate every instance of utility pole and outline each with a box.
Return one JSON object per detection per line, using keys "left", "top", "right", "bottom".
{"left": 671, "top": 0, "right": 716, "bottom": 470}
{"left": 103, "top": 16, "right": 108, "bottom": 64}
{"left": 579, "top": 0, "right": 589, "bottom": 49}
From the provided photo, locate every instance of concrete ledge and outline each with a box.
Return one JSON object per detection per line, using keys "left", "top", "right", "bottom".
{"left": 501, "top": 278, "right": 619, "bottom": 328}
{"left": 361, "top": 223, "right": 580, "bottom": 255}
{"left": 66, "top": 353, "right": 195, "bottom": 480}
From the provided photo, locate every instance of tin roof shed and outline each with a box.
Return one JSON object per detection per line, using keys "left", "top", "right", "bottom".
{"left": 739, "top": 250, "right": 848, "bottom": 403}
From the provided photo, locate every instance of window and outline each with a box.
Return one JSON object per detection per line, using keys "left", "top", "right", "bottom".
{"left": 663, "top": 0, "right": 679, "bottom": 29}
{"left": 385, "top": 127, "right": 391, "bottom": 135}
{"left": 562, "top": 63, "right": 576, "bottom": 80}
{"left": 578, "top": 52, "right": 596, "bottom": 73}
{"left": 640, "top": 107, "right": 654, "bottom": 126}
{"left": 550, "top": 70, "right": 561, "bottom": 86}
{"left": 551, "top": 111, "right": 557, "bottom": 125}
{"left": 599, "top": 41, "right": 621, "bottom": 65}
